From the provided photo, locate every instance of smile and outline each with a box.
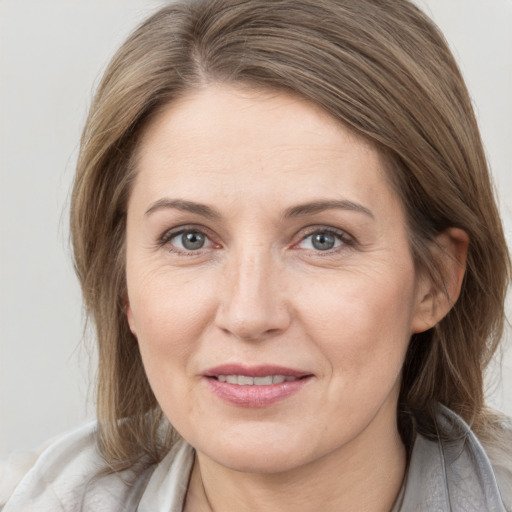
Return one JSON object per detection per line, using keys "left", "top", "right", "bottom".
{"left": 216, "top": 375, "right": 299, "bottom": 385}
{"left": 204, "top": 366, "right": 313, "bottom": 407}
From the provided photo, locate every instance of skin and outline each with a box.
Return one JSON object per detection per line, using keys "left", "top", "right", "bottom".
{"left": 125, "top": 85, "right": 468, "bottom": 512}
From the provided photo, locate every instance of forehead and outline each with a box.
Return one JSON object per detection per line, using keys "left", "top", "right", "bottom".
{"left": 132, "top": 85, "right": 397, "bottom": 216}
{"left": 137, "top": 85, "right": 377, "bottom": 160}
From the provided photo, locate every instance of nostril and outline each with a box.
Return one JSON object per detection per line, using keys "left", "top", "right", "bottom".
{"left": 214, "top": 282, "right": 292, "bottom": 340}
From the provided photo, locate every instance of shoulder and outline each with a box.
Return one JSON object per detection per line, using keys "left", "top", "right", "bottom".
{"left": 437, "top": 405, "right": 512, "bottom": 511}
{"left": 0, "top": 449, "right": 42, "bottom": 509}
{"left": 398, "top": 405, "right": 511, "bottom": 511}
{"left": 480, "top": 416, "right": 512, "bottom": 511}
{"left": 1, "top": 422, "right": 154, "bottom": 512}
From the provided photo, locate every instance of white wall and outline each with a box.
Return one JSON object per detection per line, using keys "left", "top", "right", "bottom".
{"left": 414, "top": 0, "right": 512, "bottom": 416}
{"left": 0, "top": 0, "right": 168, "bottom": 459}
{"left": 0, "top": 0, "right": 511, "bottom": 458}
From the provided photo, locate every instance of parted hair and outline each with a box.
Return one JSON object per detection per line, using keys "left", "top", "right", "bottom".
{"left": 71, "top": 0, "right": 511, "bottom": 470}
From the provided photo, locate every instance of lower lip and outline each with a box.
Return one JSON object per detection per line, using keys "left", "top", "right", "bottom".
{"left": 205, "top": 377, "right": 312, "bottom": 407}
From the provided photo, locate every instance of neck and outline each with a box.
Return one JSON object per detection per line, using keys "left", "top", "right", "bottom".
{"left": 185, "top": 405, "right": 406, "bottom": 512}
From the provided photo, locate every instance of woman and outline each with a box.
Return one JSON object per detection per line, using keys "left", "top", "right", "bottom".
{"left": 3, "top": 0, "right": 511, "bottom": 510}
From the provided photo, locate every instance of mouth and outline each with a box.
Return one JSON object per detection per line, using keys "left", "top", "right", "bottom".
{"left": 203, "top": 365, "right": 313, "bottom": 407}
{"left": 214, "top": 374, "right": 303, "bottom": 385}
{"left": 203, "top": 364, "right": 311, "bottom": 381}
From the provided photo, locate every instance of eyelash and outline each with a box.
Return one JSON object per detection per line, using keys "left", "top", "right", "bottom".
{"left": 158, "top": 226, "right": 217, "bottom": 255}
{"left": 295, "top": 227, "right": 355, "bottom": 254}
{"left": 158, "top": 225, "right": 355, "bottom": 256}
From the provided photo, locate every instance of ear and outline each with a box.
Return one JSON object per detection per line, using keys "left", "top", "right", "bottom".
{"left": 125, "top": 300, "right": 138, "bottom": 337}
{"left": 411, "top": 227, "right": 469, "bottom": 334}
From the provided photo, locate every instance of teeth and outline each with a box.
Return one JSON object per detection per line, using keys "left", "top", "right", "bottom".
{"left": 216, "top": 375, "right": 298, "bottom": 386}
{"left": 238, "top": 375, "right": 254, "bottom": 385}
{"left": 254, "top": 376, "right": 273, "bottom": 385}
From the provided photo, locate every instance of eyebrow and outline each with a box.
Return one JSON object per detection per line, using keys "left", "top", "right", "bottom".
{"left": 145, "top": 199, "right": 221, "bottom": 219}
{"left": 284, "top": 200, "right": 374, "bottom": 219}
{"left": 144, "top": 198, "right": 374, "bottom": 220}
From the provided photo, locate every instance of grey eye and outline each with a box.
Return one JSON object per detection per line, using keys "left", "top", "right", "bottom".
{"left": 171, "top": 231, "right": 208, "bottom": 251}
{"left": 298, "top": 230, "right": 344, "bottom": 251}
{"left": 180, "top": 231, "right": 206, "bottom": 250}
{"left": 311, "top": 232, "right": 336, "bottom": 251}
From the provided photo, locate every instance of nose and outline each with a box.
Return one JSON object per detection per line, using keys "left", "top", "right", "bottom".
{"left": 214, "top": 246, "right": 292, "bottom": 341}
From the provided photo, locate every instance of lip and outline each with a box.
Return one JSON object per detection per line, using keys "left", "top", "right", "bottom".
{"left": 203, "top": 364, "right": 310, "bottom": 378}
{"left": 203, "top": 364, "right": 313, "bottom": 407}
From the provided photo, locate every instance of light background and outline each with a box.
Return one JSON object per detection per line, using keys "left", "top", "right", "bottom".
{"left": 0, "top": 0, "right": 511, "bottom": 458}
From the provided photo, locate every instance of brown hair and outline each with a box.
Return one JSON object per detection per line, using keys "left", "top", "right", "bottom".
{"left": 71, "top": 0, "right": 511, "bottom": 470}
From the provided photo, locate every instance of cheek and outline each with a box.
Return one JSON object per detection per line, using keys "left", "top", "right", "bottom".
{"left": 126, "top": 267, "right": 217, "bottom": 377}
{"left": 127, "top": 276, "right": 211, "bottom": 427}
{"left": 297, "top": 266, "right": 417, "bottom": 374}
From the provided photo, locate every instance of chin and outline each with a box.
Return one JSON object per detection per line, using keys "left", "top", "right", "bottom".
{"left": 205, "top": 443, "right": 310, "bottom": 474}
{"left": 189, "top": 424, "right": 331, "bottom": 475}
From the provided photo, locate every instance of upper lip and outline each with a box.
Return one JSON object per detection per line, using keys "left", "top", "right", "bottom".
{"left": 203, "top": 364, "right": 311, "bottom": 378}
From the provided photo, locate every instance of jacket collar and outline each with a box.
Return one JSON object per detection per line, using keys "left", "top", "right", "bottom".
{"left": 393, "top": 405, "right": 507, "bottom": 511}
{"left": 138, "top": 405, "right": 507, "bottom": 511}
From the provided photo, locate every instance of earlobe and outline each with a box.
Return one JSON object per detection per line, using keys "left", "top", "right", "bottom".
{"left": 125, "top": 301, "right": 137, "bottom": 336}
{"left": 411, "top": 227, "right": 469, "bottom": 334}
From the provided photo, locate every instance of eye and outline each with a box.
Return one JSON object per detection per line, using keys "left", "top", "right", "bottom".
{"left": 165, "top": 229, "right": 213, "bottom": 252}
{"left": 297, "top": 229, "right": 349, "bottom": 251}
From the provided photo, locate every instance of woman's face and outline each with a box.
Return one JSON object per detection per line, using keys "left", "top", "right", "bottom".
{"left": 126, "top": 85, "right": 432, "bottom": 474}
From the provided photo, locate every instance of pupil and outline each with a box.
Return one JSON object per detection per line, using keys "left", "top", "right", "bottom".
{"left": 312, "top": 233, "right": 335, "bottom": 251}
{"left": 182, "top": 232, "right": 205, "bottom": 250}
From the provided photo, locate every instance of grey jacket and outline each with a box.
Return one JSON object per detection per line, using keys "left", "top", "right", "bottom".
{"left": 3, "top": 405, "right": 511, "bottom": 511}
{"left": 392, "top": 405, "right": 510, "bottom": 511}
